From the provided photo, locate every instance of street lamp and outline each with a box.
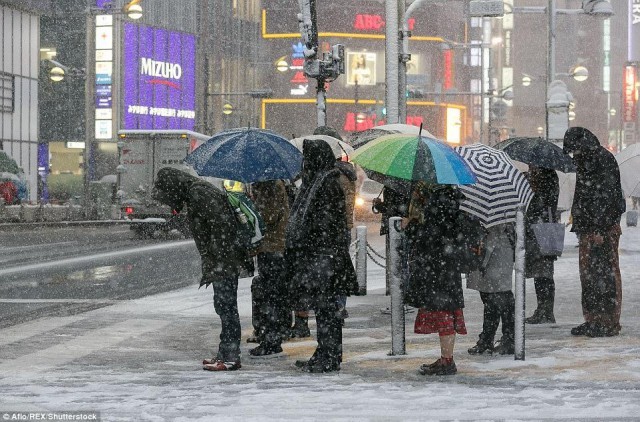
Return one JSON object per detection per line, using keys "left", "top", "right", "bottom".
{"left": 93, "top": 1, "right": 143, "bottom": 19}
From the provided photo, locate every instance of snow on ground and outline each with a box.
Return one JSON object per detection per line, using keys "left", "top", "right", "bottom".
{"left": 1, "top": 217, "right": 640, "bottom": 421}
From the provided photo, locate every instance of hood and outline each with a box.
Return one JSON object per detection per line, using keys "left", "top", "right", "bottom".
{"left": 313, "top": 125, "right": 343, "bottom": 141}
{"left": 335, "top": 161, "right": 357, "bottom": 182}
{"left": 563, "top": 127, "right": 600, "bottom": 155}
{"left": 152, "top": 168, "right": 200, "bottom": 212}
{"left": 301, "top": 138, "right": 336, "bottom": 184}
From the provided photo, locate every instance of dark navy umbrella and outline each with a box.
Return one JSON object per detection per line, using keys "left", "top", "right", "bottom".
{"left": 494, "top": 137, "right": 576, "bottom": 173}
{"left": 185, "top": 128, "right": 303, "bottom": 183}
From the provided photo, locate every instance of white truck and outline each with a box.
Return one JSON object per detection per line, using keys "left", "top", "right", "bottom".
{"left": 116, "top": 130, "right": 210, "bottom": 238}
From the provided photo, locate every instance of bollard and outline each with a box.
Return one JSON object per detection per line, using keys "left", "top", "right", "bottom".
{"left": 355, "top": 225, "right": 367, "bottom": 295}
{"left": 389, "top": 216, "right": 406, "bottom": 356}
{"left": 514, "top": 205, "right": 526, "bottom": 361}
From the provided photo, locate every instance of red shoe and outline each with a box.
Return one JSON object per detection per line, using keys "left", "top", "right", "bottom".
{"left": 202, "top": 360, "right": 241, "bottom": 371}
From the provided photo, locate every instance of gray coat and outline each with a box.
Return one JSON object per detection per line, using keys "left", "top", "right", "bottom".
{"left": 466, "top": 224, "right": 515, "bottom": 293}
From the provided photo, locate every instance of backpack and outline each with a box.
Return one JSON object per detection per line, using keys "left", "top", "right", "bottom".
{"left": 226, "top": 191, "right": 265, "bottom": 248}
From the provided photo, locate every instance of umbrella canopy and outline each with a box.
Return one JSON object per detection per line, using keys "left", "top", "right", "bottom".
{"left": 351, "top": 133, "right": 476, "bottom": 187}
{"left": 0, "top": 151, "right": 19, "bottom": 174}
{"left": 185, "top": 128, "right": 303, "bottom": 183}
{"left": 455, "top": 144, "right": 534, "bottom": 228}
{"left": 290, "top": 134, "right": 354, "bottom": 160}
{"left": 0, "top": 172, "right": 20, "bottom": 182}
{"left": 347, "top": 123, "right": 433, "bottom": 149}
{"left": 615, "top": 143, "right": 640, "bottom": 197}
{"left": 494, "top": 137, "right": 576, "bottom": 173}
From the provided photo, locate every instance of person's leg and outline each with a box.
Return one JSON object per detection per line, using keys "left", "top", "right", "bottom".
{"left": 440, "top": 334, "right": 455, "bottom": 359}
{"left": 212, "top": 276, "right": 241, "bottom": 363}
{"left": 610, "top": 225, "right": 623, "bottom": 333}
{"left": 303, "top": 296, "right": 341, "bottom": 372}
{"left": 533, "top": 277, "right": 555, "bottom": 322}
{"left": 291, "top": 310, "right": 311, "bottom": 338}
{"left": 480, "top": 292, "right": 500, "bottom": 344}
{"left": 573, "top": 233, "right": 596, "bottom": 335}
{"left": 249, "top": 274, "right": 265, "bottom": 342}
{"left": 251, "top": 253, "right": 284, "bottom": 355}
{"left": 495, "top": 291, "right": 515, "bottom": 355}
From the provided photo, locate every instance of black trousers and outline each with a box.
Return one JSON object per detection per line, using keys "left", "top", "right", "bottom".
{"left": 313, "top": 293, "right": 343, "bottom": 366}
{"left": 252, "top": 252, "right": 287, "bottom": 347}
{"left": 479, "top": 291, "right": 515, "bottom": 344}
{"left": 533, "top": 277, "right": 555, "bottom": 312}
{"left": 212, "top": 277, "right": 241, "bottom": 361}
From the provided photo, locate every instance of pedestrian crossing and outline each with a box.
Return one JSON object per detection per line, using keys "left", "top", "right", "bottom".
{"left": 0, "top": 319, "right": 170, "bottom": 376}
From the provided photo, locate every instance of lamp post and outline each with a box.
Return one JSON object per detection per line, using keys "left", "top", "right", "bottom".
{"left": 514, "top": 0, "right": 613, "bottom": 141}
{"left": 82, "top": 0, "right": 143, "bottom": 219}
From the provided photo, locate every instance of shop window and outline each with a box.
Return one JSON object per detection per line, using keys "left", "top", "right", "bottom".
{"left": 0, "top": 72, "right": 14, "bottom": 113}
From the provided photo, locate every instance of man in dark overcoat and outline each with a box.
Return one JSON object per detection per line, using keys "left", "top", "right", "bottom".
{"left": 563, "top": 127, "right": 625, "bottom": 337}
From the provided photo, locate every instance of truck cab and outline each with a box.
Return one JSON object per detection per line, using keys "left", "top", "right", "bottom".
{"left": 116, "top": 130, "right": 210, "bottom": 238}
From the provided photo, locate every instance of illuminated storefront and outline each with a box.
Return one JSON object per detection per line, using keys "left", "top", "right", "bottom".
{"left": 258, "top": 0, "right": 469, "bottom": 143}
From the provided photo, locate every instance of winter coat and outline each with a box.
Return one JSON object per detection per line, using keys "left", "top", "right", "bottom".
{"left": 404, "top": 186, "right": 465, "bottom": 311}
{"left": 336, "top": 161, "right": 357, "bottom": 230}
{"left": 467, "top": 223, "right": 515, "bottom": 293}
{"left": 251, "top": 180, "right": 289, "bottom": 254}
{"left": 563, "top": 127, "right": 625, "bottom": 235}
{"left": 152, "top": 168, "right": 250, "bottom": 287}
{"left": 525, "top": 167, "right": 559, "bottom": 279}
{"left": 284, "top": 138, "right": 358, "bottom": 307}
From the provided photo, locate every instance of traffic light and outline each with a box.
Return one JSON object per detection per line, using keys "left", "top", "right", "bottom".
{"left": 407, "top": 89, "right": 424, "bottom": 99}
{"left": 546, "top": 80, "right": 573, "bottom": 140}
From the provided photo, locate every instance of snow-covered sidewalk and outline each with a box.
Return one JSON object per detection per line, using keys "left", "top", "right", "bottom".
{"left": 1, "top": 219, "right": 640, "bottom": 421}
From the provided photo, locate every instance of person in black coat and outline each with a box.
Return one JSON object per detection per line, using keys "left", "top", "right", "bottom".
{"left": 284, "top": 138, "right": 358, "bottom": 373}
{"left": 563, "top": 127, "right": 625, "bottom": 337}
{"left": 525, "top": 166, "right": 560, "bottom": 324}
{"left": 404, "top": 184, "right": 468, "bottom": 376}
{"left": 153, "top": 168, "right": 250, "bottom": 371}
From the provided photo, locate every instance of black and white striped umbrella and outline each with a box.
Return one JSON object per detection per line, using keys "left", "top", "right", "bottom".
{"left": 454, "top": 144, "right": 533, "bottom": 227}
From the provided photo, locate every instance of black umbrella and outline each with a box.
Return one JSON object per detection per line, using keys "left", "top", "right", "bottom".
{"left": 494, "top": 137, "right": 576, "bottom": 173}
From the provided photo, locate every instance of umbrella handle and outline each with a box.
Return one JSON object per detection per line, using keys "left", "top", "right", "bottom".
{"left": 337, "top": 142, "right": 350, "bottom": 161}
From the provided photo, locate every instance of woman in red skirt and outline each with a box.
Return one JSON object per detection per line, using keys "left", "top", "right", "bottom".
{"left": 404, "top": 184, "right": 467, "bottom": 376}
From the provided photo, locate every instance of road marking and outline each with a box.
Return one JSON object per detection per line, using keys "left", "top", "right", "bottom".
{"left": 0, "top": 319, "right": 170, "bottom": 376}
{"left": 0, "top": 315, "right": 87, "bottom": 347}
{"left": 0, "top": 299, "right": 118, "bottom": 304}
{"left": 0, "top": 241, "right": 78, "bottom": 252}
{"left": 0, "top": 240, "right": 194, "bottom": 277}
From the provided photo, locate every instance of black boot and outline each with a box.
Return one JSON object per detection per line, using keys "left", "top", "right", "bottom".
{"left": 468, "top": 340, "right": 494, "bottom": 355}
{"left": 494, "top": 337, "right": 515, "bottom": 355}
{"left": 525, "top": 308, "right": 555, "bottom": 324}
{"left": 291, "top": 316, "right": 311, "bottom": 338}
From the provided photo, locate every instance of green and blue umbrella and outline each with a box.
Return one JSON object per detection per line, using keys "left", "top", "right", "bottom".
{"left": 350, "top": 133, "right": 477, "bottom": 188}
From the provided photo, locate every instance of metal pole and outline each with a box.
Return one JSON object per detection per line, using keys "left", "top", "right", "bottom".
{"left": 84, "top": 9, "right": 95, "bottom": 220}
{"left": 356, "top": 225, "right": 367, "bottom": 295}
{"left": 514, "top": 206, "right": 526, "bottom": 360}
{"left": 546, "top": 0, "right": 556, "bottom": 142}
{"left": 398, "top": 0, "right": 407, "bottom": 124}
{"left": 389, "top": 216, "right": 405, "bottom": 356}
{"left": 317, "top": 78, "right": 327, "bottom": 127}
{"left": 385, "top": 0, "right": 400, "bottom": 124}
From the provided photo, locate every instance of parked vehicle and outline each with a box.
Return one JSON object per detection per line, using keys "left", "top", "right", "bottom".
{"left": 116, "top": 130, "right": 210, "bottom": 238}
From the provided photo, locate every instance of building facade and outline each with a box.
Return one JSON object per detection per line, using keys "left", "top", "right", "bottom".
{"left": 258, "top": 0, "right": 473, "bottom": 143}
{"left": 0, "top": 0, "right": 48, "bottom": 202}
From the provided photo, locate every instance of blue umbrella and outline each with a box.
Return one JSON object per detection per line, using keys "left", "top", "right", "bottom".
{"left": 185, "top": 128, "right": 303, "bottom": 183}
